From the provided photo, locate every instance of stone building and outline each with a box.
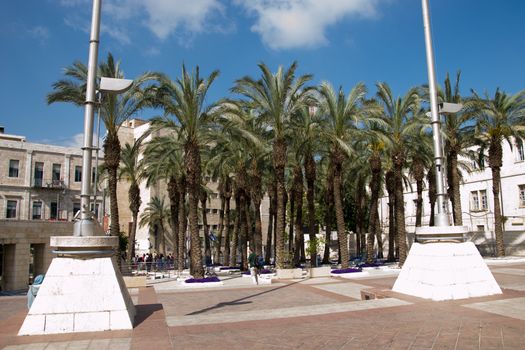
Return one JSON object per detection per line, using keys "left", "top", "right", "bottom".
{"left": 116, "top": 120, "right": 270, "bottom": 260}
{"left": 378, "top": 138, "right": 525, "bottom": 256}
{"left": 0, "top": 127, "right": 103, "bottom": 291}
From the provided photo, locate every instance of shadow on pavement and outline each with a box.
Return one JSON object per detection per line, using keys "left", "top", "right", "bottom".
{"left": 134, "top": 303, "right": 163, "bottom": 326}
{"left": 186, "top": 280, "right": 301, "bottom": 316}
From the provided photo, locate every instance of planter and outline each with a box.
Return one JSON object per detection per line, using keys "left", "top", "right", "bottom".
{"left": 331, "top": 271, "right": 369, "bottom": 279}
{"left": 123, "top": 276, "right": 147, "bottom": 288}
{"left": 276, "top": 268, "right": 304, "bottom": 279}
{"left": 309, "top": 266, "right": 331, "bottom": 278}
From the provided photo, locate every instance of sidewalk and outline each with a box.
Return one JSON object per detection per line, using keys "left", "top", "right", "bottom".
{"left": 1, "top": 261, "right": 525, "bottom": 349}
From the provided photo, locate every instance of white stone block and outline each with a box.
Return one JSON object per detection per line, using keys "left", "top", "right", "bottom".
{"left": 18, "top": 315, "right": 45, "bottom": 335}
{"left": 393, "top": 242, "right": 502, "bottom": 301}
{"left": 19, "top": 250, "right": 135, "bottom": 335}
{"left": 45, "top": 314, "right": 74, "bottom": 334}
{"left": 110, "top": 310, "right": 134, "bottom": 330}
{"left": 74, "top": 312, "right": 110, "bottom": 332}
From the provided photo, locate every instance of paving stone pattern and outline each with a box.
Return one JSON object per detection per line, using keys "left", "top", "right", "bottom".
{"left": 1, "top": 263, "right": 525, "bottom": 349}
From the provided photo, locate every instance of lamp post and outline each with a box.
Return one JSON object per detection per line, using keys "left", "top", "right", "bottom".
{"left": 421, "top": 0, "right": 464, "bottom": 228}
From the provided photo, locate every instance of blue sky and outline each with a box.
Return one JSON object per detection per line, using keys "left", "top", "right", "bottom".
{"left": 1, "top": 0, "right": 524, "bottom": 147}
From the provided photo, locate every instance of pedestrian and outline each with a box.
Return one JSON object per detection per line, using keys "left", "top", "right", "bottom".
{"left": 248, "top": 247, "right": 259, "bottom": 285}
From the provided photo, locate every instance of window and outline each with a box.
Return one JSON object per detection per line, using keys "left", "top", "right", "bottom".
{"left": 517, "top": 139, "right": 525, "bottom": 162}
{"left": 519, "top": 185, "right": 525, "bottom": 207}
{"left": 8, "top": 160, "right": 19, "bottom": 178}
{"left": 480, "top": 190, "right": 488, "bottom": 210}
{"left": 50, "top": 202, "right": 58, "bottom": 220}
{"left": 470, "top": 191, "right": 479, "bottom": 211}
{"left": 6, "top": 200, "right": 17, "bottom": 219}
{"left": 52, "top": 163, "right": 61, "bottom": 181}
{"left": 34, "top": 162, "right": 44, "bottom": 187}
{"left": 470, "top": 190, "right": 488, "bottom": 211}
{"left": 32, "top": 202, "right": 42, "bottom": 220}
{"left": 92, "top": 167, "right": 96, "bottom": 183}
{"left": 74, "top": 166, "right": 82, "bottom": 182}
{"left": 73, "top": 203, "right": 81, "bottom": 217}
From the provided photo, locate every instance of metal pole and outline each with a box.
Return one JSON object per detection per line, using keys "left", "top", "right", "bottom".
{"left": 422, "top": 0, "right": 449, "bottom": 227}
{"left": 76, "top": 0, "right": 102, "bottom": 236}
{"left": 93, "top": 92, "right": 101, "bottom": 221}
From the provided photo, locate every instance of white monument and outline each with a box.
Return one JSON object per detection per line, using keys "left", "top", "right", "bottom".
{"left": 392, "top": 0, "right": 502, "bottom": 301}
{"left": 19, "top": 0, "right": 136, "bottom": 335}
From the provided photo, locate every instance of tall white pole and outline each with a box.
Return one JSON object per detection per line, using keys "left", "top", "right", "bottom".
{"left": 77, "top": 0, "right": 101, "bottom": 236}
{"left": 422, "top": 0, "right": 449, "bottom": 227}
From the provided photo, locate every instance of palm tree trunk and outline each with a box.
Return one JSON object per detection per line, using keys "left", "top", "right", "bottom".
{"left": 289, "top": 188, "right": 295, "bottom": 255}
{"left": 185, "top": 142, "right": 204, "bottom": 278}
{"left": 104, "top": 135, "right": 121, "bottom": 238}
{"left": 449, "top": 151, "right": 463, "bottom": 225}
{"left": 223, "top": 194, "right": 231, "bottom": 266}
{"left": 375, "top": 207, "right": 383, "bottom": 259}
{"left": 128, "top": 182, "right": 141, "bottom": 260}
{"left": 427, "top": 167, "right": 437, "bottom": 227}
{"left": 230, "top": 192, "right": 241, "bottom": 266}
{"left": 367, "top": 155, "right": 381, "bottom": 264}
{"left": 239, "top": 192, "right": 248, "bottom": 270}
{"left": 265, "top": 185, "right": 275, "bottom": 264}
{"left": 322, "top": 167, "right": 334, "bottom": 265}
{"left": 385, "top": 170, "right": 396, "bottom": 261}
{"left": 305, "top": 155, "right": 317, "bottom": 267}
{"left": 292, "top": 165, "right": 303, "bottom": 267}
{"left": 354, "top": 177, "right": 366, "bottom": 260}
{"left": 490, "top": 140, "right": 505, "bottom": 256}
{"left": 168, "top": 177, "right": 179, "bottom": 263}
{"left": 215, "top": 194, "right": 225, "bottom": 263}
{"left": 200, "top": 195, "right": 211, "bottom": 264}
{"left": 273, "top": 137, "right": 287, "bottom": 269}
{"left": 415, "top": 177, "right": 423, "bottom": 227}
{"left": 393, "top": 158, "right": 408, "bottom": 266}
{"left": 332, "top": 153, "right": 349, "bottom": 269}
{"left": 177, "top": 176, "right": 186, "bottom": 274}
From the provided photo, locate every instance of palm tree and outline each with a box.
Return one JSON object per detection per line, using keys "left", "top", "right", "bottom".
{"left": 319, "top": 82, "right": 375, "bottom": 269}
{"left": 119, "top": 139, "right": 145, "bottom": 259}
{"left": 421, "top": 71, "right": 473, "bottom": 225}
{"left": 406, "top": 131, "right": 433, "bottom": 227}
{"left": 142, "top": 134, "right": 185, "bottom": 271}
{"left": 232, "top": 62, "right": 313, "bottom": 269}
{"left": 139, "top": 196, "right": 170, "bottom": 254}
{"left": 467, "top": 88, "right": 525, "bottom": 256}
{"left": 47, "top": 53, "right": 154, "bottom": 238}
{"left": 148, "top": 66, "right": 219, "bottom": 278}
{"left": 291, "top": 106, "right": 321, "bottom": 266}
{"left": 376, "top": 82, "right": 424, "bottom": 266}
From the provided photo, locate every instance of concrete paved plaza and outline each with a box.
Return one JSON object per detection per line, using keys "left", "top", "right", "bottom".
{"left": 1, "top": 260, "right": 525, "bottom": 349}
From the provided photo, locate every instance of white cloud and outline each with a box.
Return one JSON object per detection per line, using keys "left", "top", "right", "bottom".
{"left": 235, "top": 0, "right": 381, "bottom": 50}
{"left": 60, "top": 0, "right": 227, "bottom": 45}
{"left": 103, "top": 0, "right": 226, "bottom": 42}
{"left": 28, "top": 26, "right": 50, "bottom": 43}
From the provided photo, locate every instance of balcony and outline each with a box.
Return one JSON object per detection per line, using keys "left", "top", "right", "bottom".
{"left": 32, "top": 179, "right": 66, "bottom": 190}
{"left": 46, "top": 180, "right": 66, "bottom": 189}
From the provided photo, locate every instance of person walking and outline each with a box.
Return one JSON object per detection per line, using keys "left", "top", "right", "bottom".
{"left": 248, "top": 247, "right": 259, "bottom": 285}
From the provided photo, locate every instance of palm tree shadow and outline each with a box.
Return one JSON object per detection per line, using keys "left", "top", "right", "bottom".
{"left": 134, "top": 303, "right": 163, "bottom": 327}
{"left": 186, "top": 280, "right": 301, "bottom": 316}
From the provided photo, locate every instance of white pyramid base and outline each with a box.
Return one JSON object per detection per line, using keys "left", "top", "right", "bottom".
{"left": 392, "top": 242, "right": 502, "bottom": 301}
{"left": 19, "top": 256, "right": 135, "bottom": 335}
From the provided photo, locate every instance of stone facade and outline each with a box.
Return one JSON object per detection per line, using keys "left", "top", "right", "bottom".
{"left": 0, "top": 129, "right": 102, "bottom": 291}
{"left": 378, "top": 138, "right": 525, "bottom": 256}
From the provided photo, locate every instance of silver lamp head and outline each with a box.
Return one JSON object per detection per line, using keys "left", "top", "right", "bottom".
{"left": 99, "top": 77, "right": 133, "bottom": 94}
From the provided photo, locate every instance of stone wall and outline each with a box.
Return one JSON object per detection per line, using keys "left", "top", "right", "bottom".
{"left": 0, "top": 220, "right": 73, "bottom": 291}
